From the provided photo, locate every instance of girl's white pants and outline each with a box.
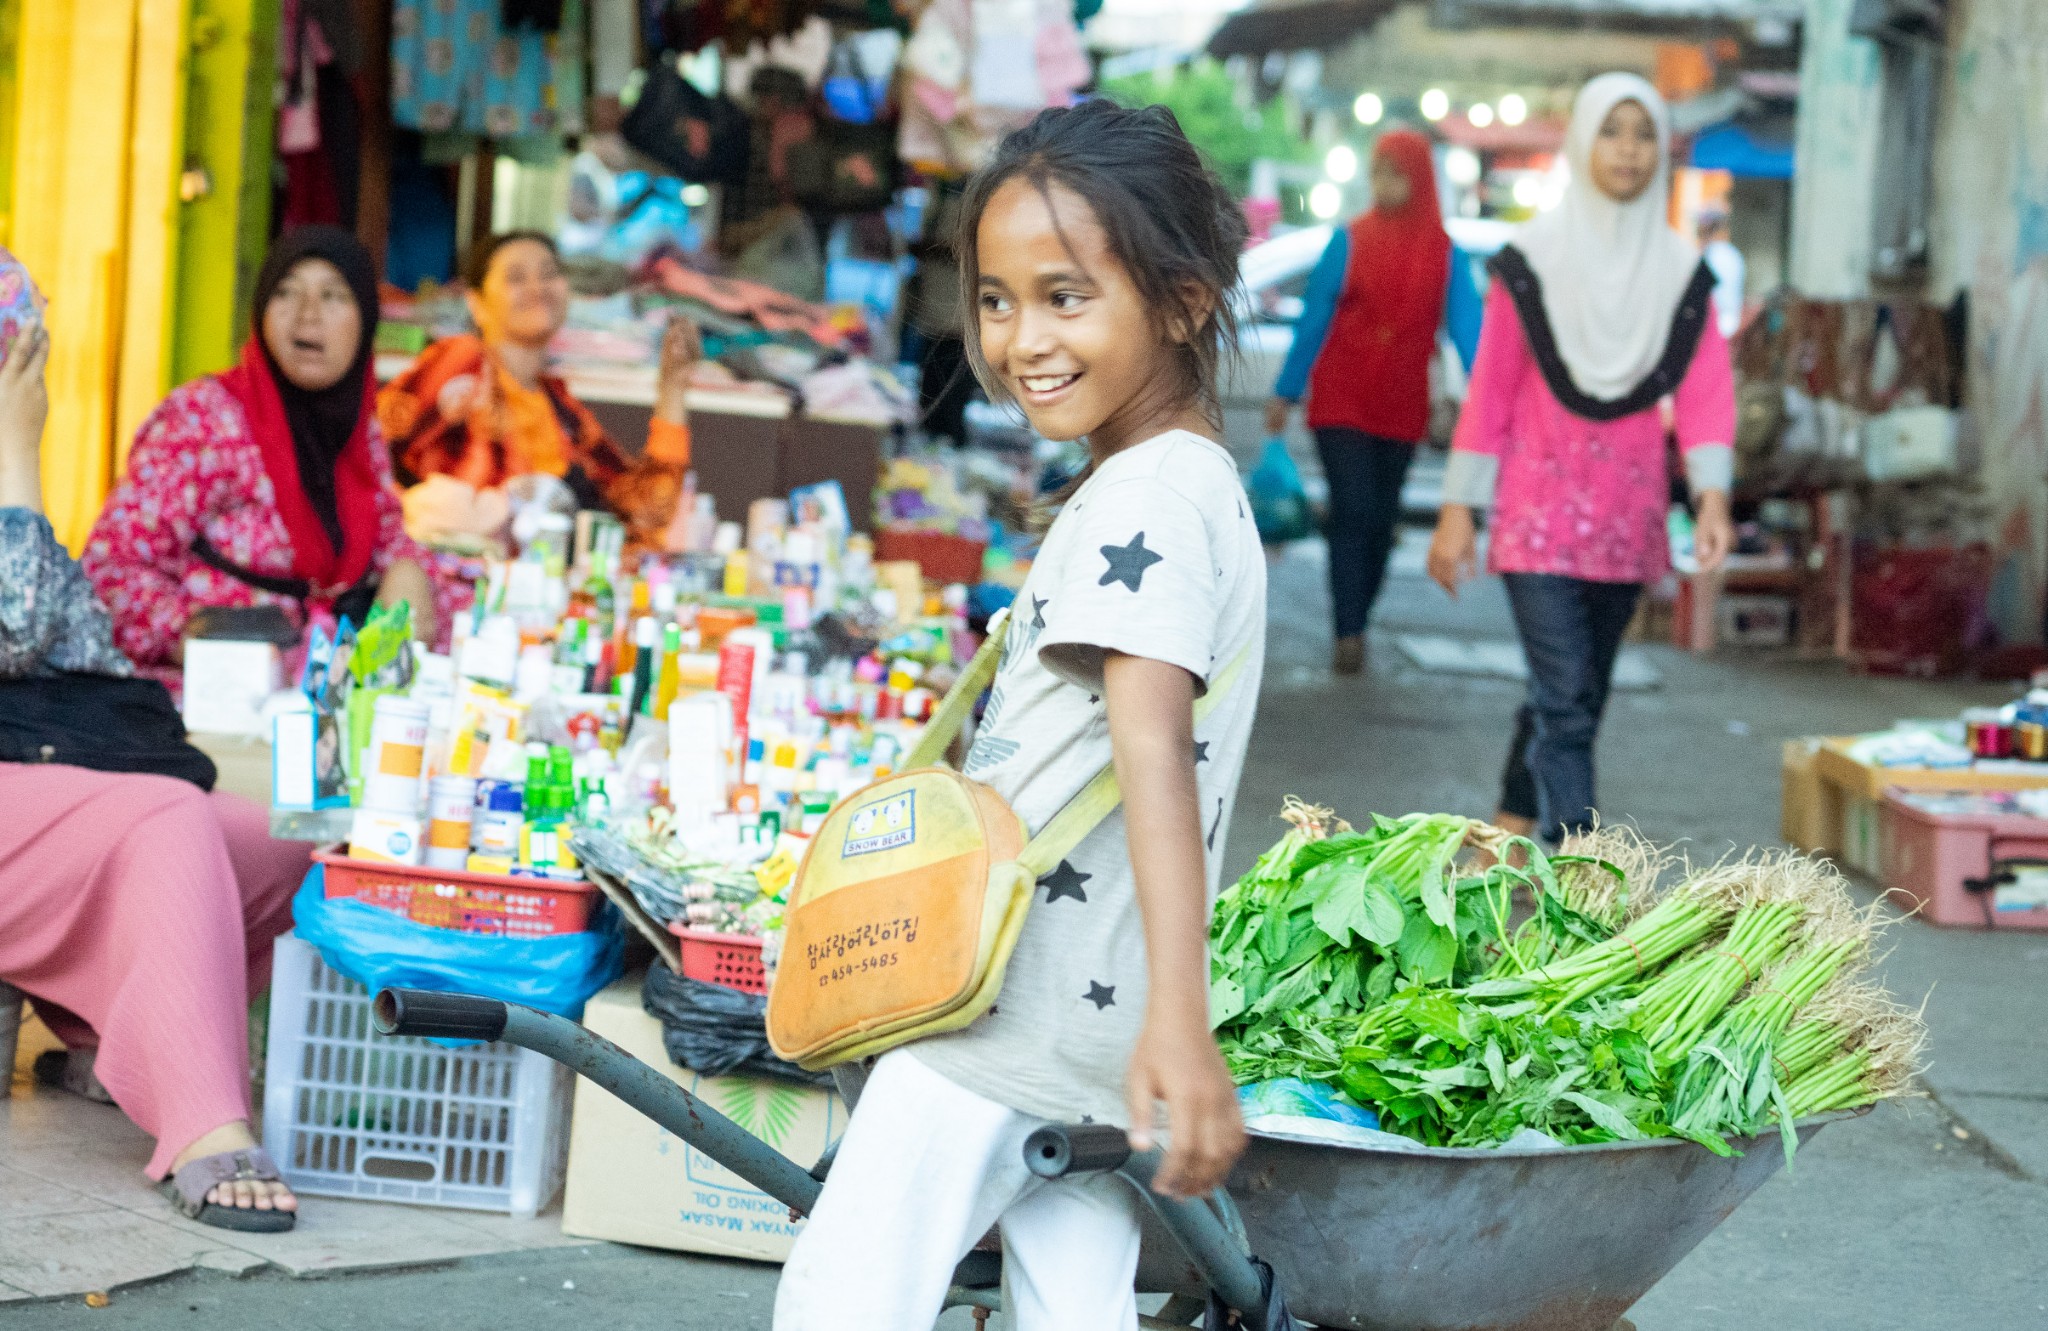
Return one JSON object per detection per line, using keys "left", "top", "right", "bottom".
{"left": 773, "top": 1050, "right": 1142, "bottom": 1331}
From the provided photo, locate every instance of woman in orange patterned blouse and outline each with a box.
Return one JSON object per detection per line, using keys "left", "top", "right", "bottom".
{"left": 380, "top": 231, "right": 698, "bottom": 551}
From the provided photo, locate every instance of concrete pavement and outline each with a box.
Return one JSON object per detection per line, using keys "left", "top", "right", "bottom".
{"left": 2, "top": 537, "right": 2043, "bottom": 1327}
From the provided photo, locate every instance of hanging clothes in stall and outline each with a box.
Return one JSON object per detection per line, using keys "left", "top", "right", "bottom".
{"left": 391, "top": 0, "right": 569, "bottom": 137}
{"left": 898, "top": 0, "right": 1087, "bottom": 178}
{"left": 278, "top": 0, "right": 365, "bottom": 231}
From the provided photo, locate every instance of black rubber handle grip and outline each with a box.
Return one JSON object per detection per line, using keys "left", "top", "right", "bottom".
{"left": 1022, "top": 1123, "right": 1131, "bottom": 1179}
{"left": 372, "top": 988, "right": 509, "bottom": 1042}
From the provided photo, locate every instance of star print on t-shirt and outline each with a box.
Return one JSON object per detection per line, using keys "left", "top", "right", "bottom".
{"left": 1097, "top": 533, "right": 1162, "bottom": 592}
{"left": 1040, "top": 860, "right": 1091, "bottom": 903}
{"left": 1009, "top": 594, "right": 1049, "bottom": 662}
{"left": 1194, "top": 740, "right": 1210, "bottom": 764}
{"left": 963, "top": 683, "right": 1019, "bottom": 775}
{"left": 1084, "top": 982, "right": 1116, "bottom": 1010}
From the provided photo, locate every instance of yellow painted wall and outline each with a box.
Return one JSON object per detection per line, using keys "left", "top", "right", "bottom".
{"left": 174, "top": 0, "right": 276, "bottom": 390}
{"left": 118, "top": 0, "right": 194, "bottom": 469}
{"left": 5, "top": 0, "right": 272, "bottom": 551}
{"left": 10, "top": 0, "right": 141, "bottom": 552}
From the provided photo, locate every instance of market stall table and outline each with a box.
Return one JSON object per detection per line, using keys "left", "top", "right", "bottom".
{"left": 1781, "top": 735, "right": 2048, "bottom": 874}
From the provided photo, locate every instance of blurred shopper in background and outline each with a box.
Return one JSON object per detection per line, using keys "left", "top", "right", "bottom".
{"left": 1428, "top": 75, "right": 1734, "bottom": 843}
{"left": 1698, "top": 209, "right": 1746, "bottom": 340}
{"left": 1267, "top": 130, "right": 1481, "bottom": 675}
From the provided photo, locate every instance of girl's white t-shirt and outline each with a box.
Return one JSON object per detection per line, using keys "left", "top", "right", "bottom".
{"left": 909, "top": 429, "right": 1268, "bottom": 1127}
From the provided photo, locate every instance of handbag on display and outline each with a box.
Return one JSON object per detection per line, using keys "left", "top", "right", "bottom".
{"left": 789, "top": 37, "right": 898, "bottom": 215}
{"left": 621, "top": 55, "right": 750, "bottom": 185}
{"left": 766, "top": 609, "right": 1251, "bottom": 1070}
{"left": 788, "top": 117, "right": 899, "bottom": 215}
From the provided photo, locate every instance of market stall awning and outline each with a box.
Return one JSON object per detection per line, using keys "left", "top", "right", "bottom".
{"left": 1206, "top": 0, "right": 1399, "bottom": 56}
{"left": 1690, "top": 121, "right": 1794, "bottom": 179}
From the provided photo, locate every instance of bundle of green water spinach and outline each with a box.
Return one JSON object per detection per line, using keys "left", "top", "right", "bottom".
{"left": 1212, "top": 800, "right": 1923, "bottom": 1158}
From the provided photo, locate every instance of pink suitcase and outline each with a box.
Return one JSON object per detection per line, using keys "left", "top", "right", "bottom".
{"left": 1878, "top": 790, "right": 2048, "bottom": 930}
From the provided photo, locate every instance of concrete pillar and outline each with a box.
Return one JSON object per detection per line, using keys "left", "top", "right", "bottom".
{"left": 1788, "top": 0, "right": 1885, "bottom": 299}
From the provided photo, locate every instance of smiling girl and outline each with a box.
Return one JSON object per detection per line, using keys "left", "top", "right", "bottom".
{"left": 774, "top": 100, "right": 1267, "bottom": 1331}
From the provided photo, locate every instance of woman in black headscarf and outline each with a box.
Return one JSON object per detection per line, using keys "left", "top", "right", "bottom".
{"left": 84, "top": 226, "right": 446, "bottom": 680}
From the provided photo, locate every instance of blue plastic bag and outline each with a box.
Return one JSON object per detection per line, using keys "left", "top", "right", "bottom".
{"left": 1245, "top": 436, "right": 1315, "bottom": 544}
{"left": 291, "top": 866, "right": 625, "bottom": 1022}
{"left": 1237, "top": 1077, "right": 1379, "bottom": 1129}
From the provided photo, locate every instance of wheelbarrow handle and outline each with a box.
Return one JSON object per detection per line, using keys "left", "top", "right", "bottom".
{"left": 373, "top": 988, "right": 509, "bottom": 1042}
{"left": 372, "top": 988, "right": 824, "bottom": 1217}
{"left": 1022, "top": 1124, "right": 1274, "bottom": 1323}
{"left": 1024, "top": 1121, "right": 1132, "bottom": 1176}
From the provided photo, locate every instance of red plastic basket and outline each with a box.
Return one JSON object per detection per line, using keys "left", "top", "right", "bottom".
{"left": 316, "top": 848, "right": 599, "bottom": 938}
{"left": 873, "top": 526, "right": 988, "bottom": 587}
{"left": 667, "top": 925, "right": 768, "bottom": 994}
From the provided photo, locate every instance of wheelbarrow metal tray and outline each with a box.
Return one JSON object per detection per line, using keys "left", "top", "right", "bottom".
{"left": 1161, "top": 1120, "right": 1831, "bottom": 1331}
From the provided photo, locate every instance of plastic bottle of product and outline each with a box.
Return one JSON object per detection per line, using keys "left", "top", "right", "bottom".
{"left": 653, "top": 623, "right": 685, "bottom": 720}
{"left": 616, "top": 578, "right": 650, "bottom": 676}
{"left": 472, "top": 782, "right": 525, "bottom": 859}
{"left": 629, "top": 617, "right": 659, "bottom": 716}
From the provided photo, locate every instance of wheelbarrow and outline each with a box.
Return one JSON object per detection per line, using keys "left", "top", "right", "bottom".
{"left": 372, "top": 988, "right": 1831, "bottom": 1331}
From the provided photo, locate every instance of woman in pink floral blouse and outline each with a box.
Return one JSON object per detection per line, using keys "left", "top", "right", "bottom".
{"left": 84, "top": 227, "right": 455, "bottom": 683}
{"left": 1427, "top": 74, "right": 1735, "bottom": 843}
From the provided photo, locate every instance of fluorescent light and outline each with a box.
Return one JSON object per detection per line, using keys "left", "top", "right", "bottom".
{"left": 1443, "top": 147, "right": 1481, "bottom": 186}
{"left": 1499, "top": 93, "right": 1529, "bottom": 127}
{"left": 1309, "top": 182, "right": 1342, "bottom": 219}
{"left": 1419, "top": 88, "right": 1450, "bottom": 121}
{"left": 1325, "top": 144, "right": 1358, "bottom": 183}
{"left": 682, "top": 183, "right": 711, "bottom": 207}
{"left": 1468, "top": 102, "right": 1495, "bottom": 129}
{"left": 1512, "top": 176, "right": 1541, "bottom": 207}
{"left": 1353, "top": 92, "right": 1383, "bottom": 126}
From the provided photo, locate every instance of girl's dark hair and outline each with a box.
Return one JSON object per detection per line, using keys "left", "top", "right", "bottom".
{"left": 462, "top": 229, "right": 560, "bottom": 289}
{"left": 955, "top": 99, "right": 1248, "bottom": 426}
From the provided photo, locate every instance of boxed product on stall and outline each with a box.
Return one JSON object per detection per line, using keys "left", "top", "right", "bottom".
{"left": 561, "top": 974, "right": 841, "bottom": 1261}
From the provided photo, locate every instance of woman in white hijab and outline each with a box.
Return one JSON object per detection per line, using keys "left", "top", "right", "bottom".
{"left": 1426, "top": 73, "right": 1736, "bottom": 844}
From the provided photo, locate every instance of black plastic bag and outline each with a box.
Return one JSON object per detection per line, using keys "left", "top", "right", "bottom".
{"left": 641, "top": 966, "right": 831, "bottom": 1087}
{"left": 1205, "top": 1255, "right": 1302, "bottom": 1331}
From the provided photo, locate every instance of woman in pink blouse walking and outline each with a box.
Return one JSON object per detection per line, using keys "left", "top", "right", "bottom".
{"left": 1428, "top": 73, "right": 1734, "bottom": 842}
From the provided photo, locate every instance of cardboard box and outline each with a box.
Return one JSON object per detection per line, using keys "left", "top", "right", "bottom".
{"left": 1781, "top": 739, "right": 1830, "bottom": 853}
{"left": 561, "top": 975, "right": 842, "bottom": 1261}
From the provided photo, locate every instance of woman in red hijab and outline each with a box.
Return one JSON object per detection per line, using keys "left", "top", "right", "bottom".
{"left": 1268, "top": 129, "right": 1481, "bottom": 674}
{"left": 85, "top": 227, "right": 455, "bottom": 681}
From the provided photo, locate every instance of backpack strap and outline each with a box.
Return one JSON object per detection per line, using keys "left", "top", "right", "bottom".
{"left": 902, "top": 605, "right": 1010, "bottom": 772}
{"left": 1014, "top": 636, "right": 1256, "bottom": 879}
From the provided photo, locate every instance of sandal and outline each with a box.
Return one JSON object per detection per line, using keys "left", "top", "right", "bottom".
{"left": 158, "top": 1147, "right": 298, "bottom": 1233}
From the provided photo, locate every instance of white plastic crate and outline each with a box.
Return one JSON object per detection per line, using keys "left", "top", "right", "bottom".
{"left": 260, "top": 934, "right": 571, "bottom": 1217}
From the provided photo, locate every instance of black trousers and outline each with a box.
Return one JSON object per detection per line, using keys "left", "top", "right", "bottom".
{"left": 1314, "top": 428, "right": 1417, "bottom": 639}
{"left": 1497, "top": 573, "right": 1643, "bottom": 840}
